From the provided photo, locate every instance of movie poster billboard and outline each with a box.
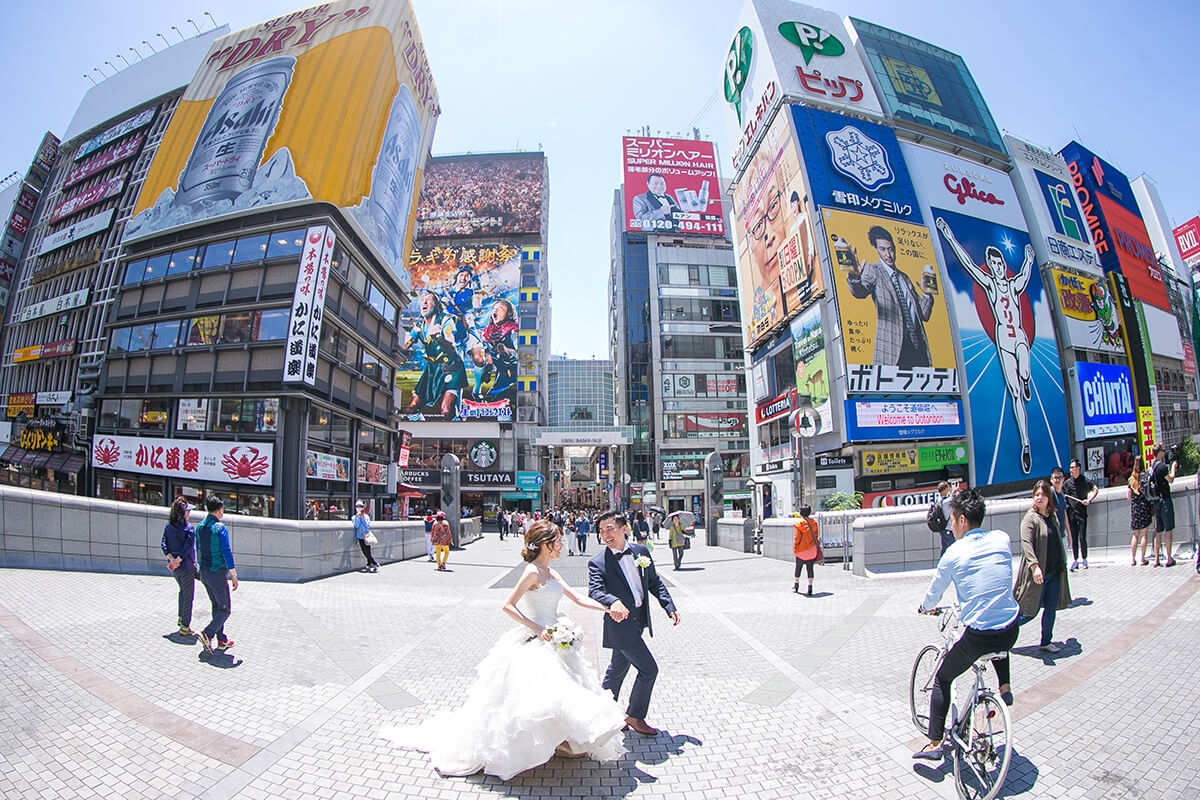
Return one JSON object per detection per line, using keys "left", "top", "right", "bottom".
{"left": 1047, "top": 268, "right": 1125, "bottom": 353}
{"left": 789, "top": 304, "right": 832, "bottom": 435}
{"left": 123, "top": 0, "right": 440, "bottom": 288}
{"left": 930, "top": 207, "right": 1068, "bottom": 485}
{"left": 823, "top": 208, "right": 958, "bottom": 394}
{"left": 416, "top": 153, "right": 544, "bottom": 238}
{"left": 732, "top": 111, "right": 823, "bottom": 347}
{"left": 622, "top": 137, "right": 724, "bottom": 236}
{"left": 397, "top": 243, "right": 519, "bottom": 421}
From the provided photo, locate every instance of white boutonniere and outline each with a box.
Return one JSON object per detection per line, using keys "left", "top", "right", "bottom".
{"left": 634, "top": 555, "right": 652, "bottom": 569}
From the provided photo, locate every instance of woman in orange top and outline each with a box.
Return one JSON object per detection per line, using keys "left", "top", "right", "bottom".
{"left": 792, "top": 506, "right": 821, "bottom": 596}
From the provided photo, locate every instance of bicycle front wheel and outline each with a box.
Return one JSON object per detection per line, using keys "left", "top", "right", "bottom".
{"left": 953, "top": 692, "right": 1012, "bottom": 800}
{"left": 909, "top": 644, "right": 941, "bottom": 737}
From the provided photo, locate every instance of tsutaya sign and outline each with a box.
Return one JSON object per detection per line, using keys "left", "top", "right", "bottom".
{"left": 722, "top": 0, "right": 882, "bottom": 177}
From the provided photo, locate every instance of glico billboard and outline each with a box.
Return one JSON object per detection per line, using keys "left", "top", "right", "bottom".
{"left": 124, "top": 0, "right": 440, "bottom": 287}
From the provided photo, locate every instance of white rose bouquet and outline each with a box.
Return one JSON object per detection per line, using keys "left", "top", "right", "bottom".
{"left": 542, "top": 619, "right": 582, "bottom": 650}
{"left": 634, "top": 555, "right": 652, "bottom": 569}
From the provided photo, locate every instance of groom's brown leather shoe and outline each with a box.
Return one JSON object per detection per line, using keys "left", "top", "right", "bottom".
{"left": 623, "top": 716, "right": 659, "bottom": 736}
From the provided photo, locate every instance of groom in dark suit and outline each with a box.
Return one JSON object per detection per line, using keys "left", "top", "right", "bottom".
{"left": 589, "top": 511, "right": 680, "bottom": 736}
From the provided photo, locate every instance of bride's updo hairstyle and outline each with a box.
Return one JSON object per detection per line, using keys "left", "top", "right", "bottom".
{"left": 522, "top": 520, "right": 561, "bottom": 563}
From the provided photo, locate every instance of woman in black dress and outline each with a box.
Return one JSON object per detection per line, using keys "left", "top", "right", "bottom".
{"left": 1128, "top": 457, "right": 1153, "bottom": 565}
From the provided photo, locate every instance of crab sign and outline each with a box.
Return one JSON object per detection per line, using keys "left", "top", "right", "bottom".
{"left": 94, "top": 438, "right": 120, "bottom": 466}
{"left": 221, "top": 446, "right": 270, "bottom": 482}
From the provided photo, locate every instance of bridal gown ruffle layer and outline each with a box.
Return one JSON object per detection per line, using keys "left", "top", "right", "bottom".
{"left": 381, "top": 578, "right": 627, "bottom": 779}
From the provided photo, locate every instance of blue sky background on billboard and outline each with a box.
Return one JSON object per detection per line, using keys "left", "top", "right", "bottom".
{"left": 1, "top": 0, "right": 1197, "bottom": 358}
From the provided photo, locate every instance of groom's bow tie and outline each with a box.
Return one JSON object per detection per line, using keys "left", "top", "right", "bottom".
{"left": 615, "top": 548, "right": 633, "bottom": 557}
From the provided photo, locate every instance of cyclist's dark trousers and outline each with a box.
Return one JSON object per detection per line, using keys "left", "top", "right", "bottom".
{"left": 929, "top": 619, "right": 1019, "bottom": 741}
{"left": 1070, "top": 514, "right": 1088, "bottom": 561}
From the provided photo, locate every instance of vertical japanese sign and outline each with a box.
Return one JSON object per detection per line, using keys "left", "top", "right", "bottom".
{"left": 283, "top": 225, "right": 335, "bottom": 385}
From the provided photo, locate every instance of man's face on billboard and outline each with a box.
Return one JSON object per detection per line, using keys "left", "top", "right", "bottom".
{"left": 647, "top": 174, "right": 667, "bottom": 195}
{"left": 986, "top": 253, "right": 1006, "bottom": 279}
{"left": 749, "top": 186, "right": 786, "bottom": 280}
{"left": 872, "top": 236, "right": 896, "bottom": 269}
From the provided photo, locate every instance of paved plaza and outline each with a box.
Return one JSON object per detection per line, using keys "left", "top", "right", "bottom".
{"left": 1, "top": 529, "right": 1198, "bottom": 799}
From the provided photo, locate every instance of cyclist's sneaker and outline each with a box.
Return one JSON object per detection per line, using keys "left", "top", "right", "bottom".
{"left": 1000, "top": 690, "right": 1014, "bottom": 706}
{"left": 216, "top": 638, "right": 235, "bottom": 650}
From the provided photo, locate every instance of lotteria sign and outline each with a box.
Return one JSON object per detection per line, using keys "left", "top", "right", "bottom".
{"left": 755, "top": 389, "right": 794, "bottom": 425}
{"left": 1072, "top": 361, "right": 1135, "bottom": 439}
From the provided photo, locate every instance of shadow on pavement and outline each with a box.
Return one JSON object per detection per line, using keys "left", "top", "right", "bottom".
{"left": 1068, "top": 596, "right": 1094, "bottom": 608}
{"left": 997, "top": 749, "right": 1039, "bottom": 797}
{"left": 1012, "top": 637, "right": 1082, "bottom": 664}
{"left": 199, "top": 651, "right": 243, "bottom": 668}
{"left": 162, "top": 631, "right": 198, "bottom": 646}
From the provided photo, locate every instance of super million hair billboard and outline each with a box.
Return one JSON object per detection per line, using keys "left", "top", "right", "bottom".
{"left": 123, "top": 1, "right": 440, "bottom": 286}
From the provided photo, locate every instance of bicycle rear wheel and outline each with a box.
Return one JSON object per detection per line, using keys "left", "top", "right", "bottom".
{"left": 908, "top": 644, "right": 941, "bottom": 737}
{"left": 953, "top": 692, "right": 1011, "bottom": 800}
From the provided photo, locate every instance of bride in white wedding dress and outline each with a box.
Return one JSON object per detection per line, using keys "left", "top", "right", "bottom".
{"left": 381, "top": 520, "right": 628, "bottom": 780}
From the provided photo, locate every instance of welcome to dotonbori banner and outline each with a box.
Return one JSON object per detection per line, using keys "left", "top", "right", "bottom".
{"left": 123, "top": 0, "right": 440, "bottom": 288}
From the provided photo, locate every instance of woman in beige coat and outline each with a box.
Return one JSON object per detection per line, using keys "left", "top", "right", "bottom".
{"left": 1014, "top": 480, "right": 1072, "bottom": 653}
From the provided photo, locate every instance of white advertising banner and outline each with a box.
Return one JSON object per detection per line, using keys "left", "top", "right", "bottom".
{"left": 900, "top": 142, "right": 1026, "bottom": 230}
{"left": 283, "top": 225, "right": 335, "bottom": 385}
{"left": 722, "top": 0, "right": 882, "bottom": 177}
{"left": 35, "top": 391, "right": 72, "bottom": 406}
{"left": 91, "top": 435, "right": 274, "bottom": 485}
{"left": 1004, "top": 133, "right": 1102, "bottom": 276}
{"left": 36, "top": 209, "right": 114, "bottom": 256}
{"left": 305, "top": 450, "right": 350, "bottom": 481}
{"left": 18, "top": 288, "right": 90, "bottom": 323}
{"left": 1143, "top": 303, "right": 1184, "bottom": 359}
{"left": 74, "top": 107, "right": 156, "bottom": 161}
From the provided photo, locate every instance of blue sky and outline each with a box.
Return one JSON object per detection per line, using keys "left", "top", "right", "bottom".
{"left": 2, "top": 1, "right": 1196, "bottom": 359}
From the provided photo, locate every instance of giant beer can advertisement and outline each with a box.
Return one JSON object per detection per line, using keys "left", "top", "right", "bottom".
{"left": 124, "top": 0, "right": 440, "bottom": 286}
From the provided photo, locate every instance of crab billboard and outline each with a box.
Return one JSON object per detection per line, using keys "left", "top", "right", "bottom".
{"left": 123, "top": 0, "right": 440, "bottom": 287}
{"left": 91, "top": 435, "right": 274, "bottom": 485}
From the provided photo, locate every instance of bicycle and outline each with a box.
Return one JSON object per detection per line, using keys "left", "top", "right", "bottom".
{"left": 909, "top": 604, "right": 1013, "bottom": 800}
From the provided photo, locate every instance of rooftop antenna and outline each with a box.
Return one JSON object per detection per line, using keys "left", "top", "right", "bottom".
{"left": 187, "top": 18, "right": 201, "bottom": 34}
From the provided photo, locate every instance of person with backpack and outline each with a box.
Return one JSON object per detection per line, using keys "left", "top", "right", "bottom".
{"left": 196, "top": 496, "right": 238, "bottom": 654}
{"left": 1147, "top": 444, "right": 1178, "bottom": 567}
{"left": 927, "top": 482, "right": 954, "bottom": 556}
{"left": 792, "top": 507, "right": 822, "bottom": 596}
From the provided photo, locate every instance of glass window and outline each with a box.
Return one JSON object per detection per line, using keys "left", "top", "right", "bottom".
{"left": 382, "top": 298, "right": 397, "bottom": 327}
{"left": 256, "top": 309, "right": 289, "bottom": 341}
{"left": 231, "top": 234, "right": 268, "bottom": 265}
{"left": 329, "top": 245, "right": 347, "bottom": 277}
{"left": 185, "top": 316, "right": 220, "bottom": 345}
{"left": 214, "top": 399, "right": 244, "bottom": 432}
{"left": 143, "top": 253, "right": 171, "bottom": 281}
{"left": 153, "top": 320, "right": 182, "bottom": 349}
{"left": 340, "top": 335, "right": 359, "bottom": 366}
{"left": 220, "top": 312, "right": 254, "bottom": 344}
{"left": 177, "top": 399, "right": 209, "bottom": 431}
{"left": 141, "top": 399, "right": 169, "bottom": 431}
{"left": 349, "top": 262, "right": 367, "bottom": 295}
{"left": 167, "top": 247, "right": 198, "bottom": 276}
{"left": 361, "top": 350, "right": 381, "bottom": 383}
{"left": 309, "top": 405, "right": 331, "bottom": 441}
{"left": 330, "top": 413, "right": 351, "bottom": 447}
{"left": 319, "top": 324, "right": 339, "bottom": 357}
{"left": 367, "top": 283, "right": 386, "bottom": 316}
{"left": 266, "top": 228, "right": 305, "bottom": 259}
{"left": 358, "top": 425, "right": 389, "bottom": 458}
{"left": 521, "top": 274, "right": 537, "bottom": 288}
{"left": 120, "top": 399, "right": 141, "bottom": 429}
{"left": 129, "top": 324, "right": 156, "bottom": 351}
{"left": 246, "top": 399, "right": 279, "bottom": 433}
{"left": 99, "top": 399, "right": 121, "bottom": 427}
{"left": 109, "top": 327, "right": 131, "bottom": 353}
{"left": 202, "top": 240, "right": 235, "bottom": 270}
{"left": 520, "top": 316, "right": 537, "bottom": 329}
{"left": 123, "top": 259, "right": 148, "bottom": 285}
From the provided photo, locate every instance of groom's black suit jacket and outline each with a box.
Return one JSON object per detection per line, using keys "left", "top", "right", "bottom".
{"left": 588, "top": 542, "right": 676, "bottom": 650}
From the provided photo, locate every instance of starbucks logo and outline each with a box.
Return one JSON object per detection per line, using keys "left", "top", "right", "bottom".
{"left": 470, "top": 440, "right": 497, "bottom": 469}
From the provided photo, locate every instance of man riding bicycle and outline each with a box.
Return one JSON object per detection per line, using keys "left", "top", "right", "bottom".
{"left": 914, "top": 488, "right": 1019, "bottom": 760}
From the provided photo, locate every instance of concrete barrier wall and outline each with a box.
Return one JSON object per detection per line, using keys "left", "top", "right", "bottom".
{"left": 715, "top": 518, "right": 755, "bottom": 553}
{"left": 0, "top": 485, "right": 481, "bottom": 582}
{"left": 852, "top": 476, "right": 1200, "bottom": 576}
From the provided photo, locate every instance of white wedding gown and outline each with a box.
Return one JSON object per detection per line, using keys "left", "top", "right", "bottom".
{"left": 381, "top": 577, "right": 627, "bottom": 779}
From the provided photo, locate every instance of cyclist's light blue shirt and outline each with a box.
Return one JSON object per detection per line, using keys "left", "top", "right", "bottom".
{"left": 921, "top": 528, "right": 1019, "bottom": 631}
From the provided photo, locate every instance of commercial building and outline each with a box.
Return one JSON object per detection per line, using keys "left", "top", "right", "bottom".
{"left": 1, "top": 1, "right": 442, "bottom": 519}
{"left": 608, "top": 134, "right": 750, "bottom": 518}
{"left": 396, "top": 152, "right": 551, "bottom": 522}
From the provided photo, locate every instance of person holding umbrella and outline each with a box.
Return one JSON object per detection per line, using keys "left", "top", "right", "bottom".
{"left": 667, "top": 511, "right": 692, "bottom": 570}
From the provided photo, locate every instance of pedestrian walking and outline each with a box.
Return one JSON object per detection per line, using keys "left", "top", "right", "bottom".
{"left": 1148, "top": 444, "right": 1178, "bottom": 567}
{"left": 1014, "top": 480, "right": 1072, "bottom": 653}
{"left": 1128, "top": 457, "right": 1152, "bottom": 565}
{"left": 196, "top": 496, "right": 239, "bottom": 654}
{"left": 574, "top": 514, "right": 590, "bottom": 555}
{"left": 423, "top": 510, "right": 436, "bottom": 562}
{"left": 932, "top": 481, "right": 954, "bottom": 557}
{"left": 632, "top": 512, "right": 651, "bottom": 547}
{"left": 1049, "top": 466, "right": 1074, "bottom": 559}
{"left": 498, "top": 508, "right": 508, "bottom": 540}
{"left": 432, "top": 511, "right": 452, "bottom": 571}
{"left": 161, "top": 497, "right": 198, "bottom": 636}
{"left": 1064, "top": 459, "right": 1099, "bottom": 570}
{"left": 668, "top": 514, "right": 688, "bottom": 570}
{"left": 792, "top": 507, "right": 822, "bottom": 596}
{"left": 354, "top": 500, "right": 379, "bottom": 573}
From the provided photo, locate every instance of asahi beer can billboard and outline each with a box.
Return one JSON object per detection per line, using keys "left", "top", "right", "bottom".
{"left": 124, "top": 0, "right": 440, "bottom": 288}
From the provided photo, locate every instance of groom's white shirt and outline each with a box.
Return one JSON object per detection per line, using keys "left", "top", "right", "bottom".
{"left": 608, "top": 546, "right": 644, "bottom": 608}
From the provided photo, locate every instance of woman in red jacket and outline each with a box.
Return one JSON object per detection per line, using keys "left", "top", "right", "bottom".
{"left": 792, "top": 506, "right": 821, "bottom": 596}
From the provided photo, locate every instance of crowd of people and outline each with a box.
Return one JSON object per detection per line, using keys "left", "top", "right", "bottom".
{"left": 415, "top": 156, "right": 544, "bottom": 238}
{"left": 496, "top": 507, "right": 695, "bottom": 569}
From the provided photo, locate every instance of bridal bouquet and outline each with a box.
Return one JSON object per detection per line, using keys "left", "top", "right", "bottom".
{"left": 543, "top": 620, "right": 582, "bottom": 650}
